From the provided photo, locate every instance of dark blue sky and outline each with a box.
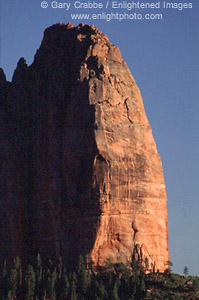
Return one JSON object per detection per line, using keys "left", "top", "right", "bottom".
{"left": 1, "top": 0, "right": 199, "bottom": 275}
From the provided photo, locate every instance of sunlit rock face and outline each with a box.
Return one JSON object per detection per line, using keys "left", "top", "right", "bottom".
{"left": 0, "top": 24, "right": 169, "bottom": 271}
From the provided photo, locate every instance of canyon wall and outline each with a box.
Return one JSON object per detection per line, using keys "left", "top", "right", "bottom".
{"left": 0, "top": 23, "right": 169, "bottom": 271}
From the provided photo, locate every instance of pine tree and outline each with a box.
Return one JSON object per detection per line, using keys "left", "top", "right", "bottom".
{"left": 45, "top": 268, "right": 52, "bottom": 299}
{"left": 34, "top": 253, "right": 43, "bottom": 299}
{"left": 70, "top": 281, "right": 78, "bottom": 300}
{"left": 6, "top": 257, "right": 22, "bottom": 298}
{"left": 50, "top": 267, "right": 57, "bottom": 300}
{"left": 77, "top": 255, "right": 90, "bottom": 296}
{"left": 183, "top": 266, "right": 189, "bottom": 278}
{"left": 128, "top": 274, "right": 137, "bottom": 300}
{"left": 25, "top": 264, "right": 36, "bottom": 300}
{"left": 35, "top": 253, "right": 42, "bottom": 283}
{"left": 87, "top": 277, "right": 98, "bottom": 299}
{"left": 132, "top": 284, "right": 137, "bottom": 298}
{"left": 144, "top": 257, "right": 149, "bottom": 272}
{"left": 88, "top": 279, "right": 107, "bottom": 299}
{"left": 139, "top": 276, "right": 146, "bottom": 298}
{"left": 78, "top": 255, "right": 85, "bottom": 272}
{"left": 7, "top": 290, "right": 12, "bottom": 300}
{"left": 70, "top": 272, "right": 78, "bottom": 300}
{"left": 99, "top": 280, "right": 107, "bottom": 298}
{"left": 8, "top": 265, "right": 18, "bottom": 299}
{"left": 111, "top": 282, "right": 120, "bottom": 300}
{"left": 1, "top": 261, "right": 8, "bottom": 299}
{"left": 61, "top": 268, "right": 70, "bottom": 299}
{"left": 55, "top": 264, "right": 69, "bottom": 299}
{"left": 14, "top": 257, "right": 23, "bottom": 299}
{"left": 58, "top": 256, "right": 63, "bottom": 280}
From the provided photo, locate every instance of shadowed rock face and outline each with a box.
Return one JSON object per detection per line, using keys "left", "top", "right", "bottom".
{"left": 0, "top": 23, "right": 169, "bottom": 271}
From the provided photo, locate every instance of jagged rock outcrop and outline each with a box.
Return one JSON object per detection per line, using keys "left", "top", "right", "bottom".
{"left": 0, "top": 23, "right": 169, "bottom": 271}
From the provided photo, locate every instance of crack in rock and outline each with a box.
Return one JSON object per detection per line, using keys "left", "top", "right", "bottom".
{"left": 124, "top": 98, "right": 134, "bottom": 124}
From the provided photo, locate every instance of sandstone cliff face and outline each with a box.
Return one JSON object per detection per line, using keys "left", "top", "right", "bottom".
{"left": 0, "top": 68, "right": 25, "bottom": 261}
{"left": 0, "top": 23, "right": 169, "bottom": 271}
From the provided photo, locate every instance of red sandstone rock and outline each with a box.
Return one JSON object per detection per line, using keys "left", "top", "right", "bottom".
{"left": 75, "top": 27, "right": 169, "bottom": 271}
{"left": 0, "top": 24, "right": 169, "bottom": 271}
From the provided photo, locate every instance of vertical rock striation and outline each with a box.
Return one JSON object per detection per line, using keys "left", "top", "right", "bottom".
{"left": 0, "top": 23, "right": 169, "bottom": 271}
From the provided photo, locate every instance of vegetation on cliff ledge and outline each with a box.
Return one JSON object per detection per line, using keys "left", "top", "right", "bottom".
{"left": 0, "top": 255, "right": 199, "bottom": 300}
